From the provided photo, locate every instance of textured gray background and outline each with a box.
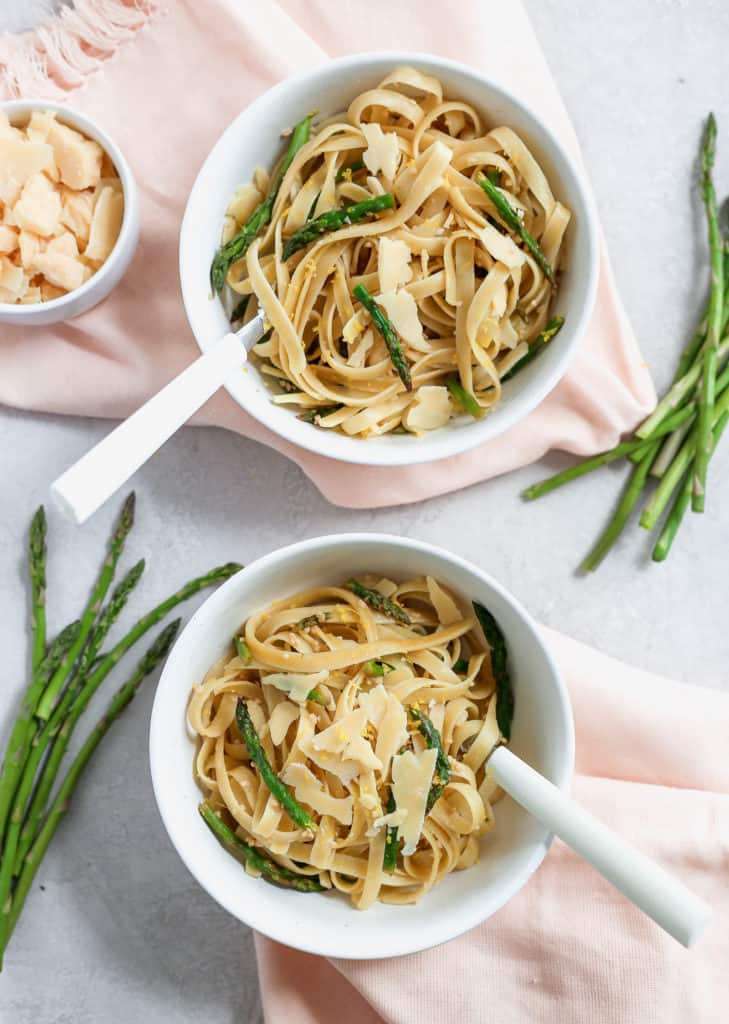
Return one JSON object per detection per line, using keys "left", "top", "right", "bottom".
{"left": 2, "top": 1, "right": 728, "bottom": 1021}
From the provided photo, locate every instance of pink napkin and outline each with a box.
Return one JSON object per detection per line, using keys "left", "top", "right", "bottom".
{"left": 255, "top": 628, "right": 729, "bottom": 1023}
{"left": 0, "top": 0, "right": 655, "bottom": 508}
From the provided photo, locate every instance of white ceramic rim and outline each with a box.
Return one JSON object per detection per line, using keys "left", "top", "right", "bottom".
{"left": 179, "top": 49, "right": 600, "bottom": 467}
{"left": 0, "top": 99, "right": 139, "bottom": 316}
{"left": 149, "top": 533, "right": 575, "bottom": 959}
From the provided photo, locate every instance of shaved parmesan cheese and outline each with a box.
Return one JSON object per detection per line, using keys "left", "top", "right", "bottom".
{"left": 281, "top": 763, "right": 354, "bottom": 825}
{"left": 369, "top": 806, "right": 407, "bottom": 834}
{"left": 378, "top": 237, "right": 412, "bottom": 293}
{"left": 361, "top": 123, "right": 400, "bottom": 181}
{"left": 262, "top": 669, "right": 328, "bottom": 704}
{"left": 478, "top": 222, "right": 526, "bottom": 269}
{"left": 342, "top": 311, "right": 364, "bottom": 343}
{"left": 426, "top": 576, "right": 462, "bottom": 625}
{"left": 60, "top": 188, "right": 94, "bottom": 243}
{"left": 47, "top": 119, "right": 103, "bottom": 190}
{"left": 84, "top": 185, "right": 123, "bottom": 263}
{"left": 390, "top": 747, "right": 438, "bottom": 854}
{"left": 25, "top": 110, "right": 55, "bottom": 143}
{"left": 313, "top": 708, "right": 382, "bottom": 771}
{"left": 18, "top": 231, "right": 41, "bottom": 267}
{"left": 0, "top": 226, "right": 18, "bottom": 254}
{"left": 0, "top": 176, "right": 22, "bottom": 208}
{"left": 14, "top": 173, "right": 62, "bottom": 237}
{"left": 377, "top": 288, "right": 426, "bottom": 350}
{"left": 403, "top": 386, "right": 451, "bottom": 432}
{"left": 268, "top": 701, "right": 300, "bottom": 745}
{"left": 46, "top": 231, "right": 78, "bottom": 258}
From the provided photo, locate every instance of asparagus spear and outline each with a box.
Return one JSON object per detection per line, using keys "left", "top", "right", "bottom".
{"left": 453, "top": 658, "right": 469, "bottom": 673}
{"left": 29, "top": 507, "right": 47, "bottom": 674}
{"left": 210, "top": 114, "right": 313, "bottom": 293}
{"left": 298, "top": 405, "right": 342, "bottom": 424}
{"left": 580, "top": 440, "right": 661, "bottom": 571}
{"left": 501, "top": 316, "right": 565, "bottom": 382}
{"left": 382, "top": 789, "right": 400, "bottom": 873}
{"left": 234, "top": 636, "right": 250, "bottom": 663}
{"left": 653, "top": 412, "right": 729, "bottom": 561}
{"left": 472, "top": 602, "right": 514, "bottom": 740}
{"left": 200, "top": 804, "right": 323, "bottom": 892}
{"left": 35, "top": 494, "right": 136, "bottom": 722}
{"left": 409, "top": 707, "right": 450, "bottom": 811}
{"left": 236, "top": 701, "right": 316, "bottom": 831}
{"left": 0, "top": 622, "right": 181, "bottom": 960}
{"left": 522, "top": 403, "right": 695, "bottom": 501}
{"left": 345, "top": 578, "right": 411, "bottom": 625}
{"left": 693, "top": 114, "right": 724, "bottom": 511}
{"left": 9, "top": 560, "right": 145, "bottom": 874}
{"left": 0, "top": 621, "right": 79, "bottom": 844}
{"left": 10, "top": 563, "right": 242, "bottom": 876}
{"left": 230, "top": 294, "right": 250, "bottom": 324}
{"left": 478, "top": 174, "right": 554, "bottom": 283}
{"left": 351, "top": 283, "right": 412, "bottom": 391}
{"left": 363, "top": 660, "right": 394, "bottom": 676}
{"left": 446, "top": 374, "right": 483, "bottom": 419}
{"left": 282, "top": 194, "right": 395, "bottom": 260}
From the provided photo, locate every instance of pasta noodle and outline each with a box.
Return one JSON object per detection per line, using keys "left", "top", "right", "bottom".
{"left": 219, "top": 66, "right": 571, "bottom": 437}
{"left": 189, "top": 574, "right": 507, "bottom": 909}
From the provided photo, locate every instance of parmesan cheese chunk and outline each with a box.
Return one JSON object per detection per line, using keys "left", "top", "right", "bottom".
{"left": 358, "top": 684, "right": 408, "bottom": 780}
{"left": 281, "top": 763, "right": 354, "bottom": 826}
{"left": 60, "top": 188, "right": 94, "bottom": 243}
{"left": 377, "top": 288, "right": 426, "bottom": 351}
{"left": 378, "top": 237, "right": 412, "bottom": 293}
{"left": 0, "top": 176, "right": 22, "bottom": 208}
{"left": 18, "top": 231, "right": 41, "bottom": 267}
{"left": 262, "top": 669, "right": 328, "bottom": 704}
{"left": 0, "top": 257, "right": 26, "bottom": 299}
{"left": 390, "top": 747, "right": 438, "bottom": 855}
{"left": 32, "top": 249, "right": 86, "bottom": 292}
{"left": 226, "top": 183, "right": 262, "bottom": 225}
{"left": 84, "top": 186, "right": 123, "bottom": 263}
{"left": 403, "top": 386, "right": 452, "bottom": 432}
{"left": 342, "top": 311, "right": 364, "bottom": 343}
{"left": 14, "top": 173, "right": 62, "bottom": 237}
{"left": 25, "top": 110, "right": 56, "bottom": 143}
{"left": 361, "top": 123, "right": 400, "bottom": 181}
{"left": 0, "top": 225, "right": 18, "bottom": 254}
{"left": 0, "top": 139, "right": 54, "bottom": 185}
{"left": 47, "top": 119, "right": 103, "bottom": 190}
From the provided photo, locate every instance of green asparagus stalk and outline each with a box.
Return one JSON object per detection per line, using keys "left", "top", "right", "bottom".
{"left": 345, "top": 578, "right": 412, "bottom": 625}
{"left": 522, "top": 403, "right": 694, "bottom": 501}
{"left": 409, "top": 707, "right": 450, "bottom": 811}
{"left": 501, "top": 316, "right": 565, "bottom": 382}
{"left": 0, "top": 622, "right": 181, "bottom": 960}
{"left": 35, "top": 494, "right": 136, "bottom": 722}
{"left": 472, "top": 602, "right": 514, "bottom": 740}
{"left": 351, "top": 283, "right": 412, "bottom": 391}
{"left": 693, "top": 114, "right": 724, "bottom": 511}
{"left": 29, "top": 507, "right": 47, "bottom": 674}
{"left": 298, "top": 405, "right": 342, "bottom": 424}
{"left": 478, "top": 174, "right": 554, "bottom": 282}
{"left": 10, "top": 563, "right": 242, "bottom": 877}
{"left": 653, "top": 412, "right": 729, "bottom": 561}
{"left": 335, "top": 157, "right": 366, "bottom": 183}
{"left": 230, "top": 294, "right": 250, "bottom": 325}
{"left": 236, "top": 700, "right": 317, "bottom": 831}
{"left": 282, "top": 194, "right": 395, "bottom": 260}
{"left": 199, "top": 804, "right": 323, "bottom": 892}
{"left": 382, "top": 789, "right": 399, "bottom": 873}
{"left": 210, "top": 114, "right": 314, "bottom": 293}
{"left": 453, "top": 658, "right": 469, "bottom": 674}
{"left": 0, "top": 621, "right": 79, "bottom": 844}
{"left": 234, "top": 636, "right": 250, "bottom": 663}
{"left": 580, "top": 440, "right": 661, "bottom": 571}
{"left": 446, "top": 374, "right": 483, "bottom": 419}
{"left": 363, "top": 660, "right": 394, "bottom": 676}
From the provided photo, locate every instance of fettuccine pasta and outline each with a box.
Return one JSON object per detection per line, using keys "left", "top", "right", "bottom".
{"left": 217, "top": 65, "right": 570, "bottom": 437}
{"left": 189, "top": 574, "right": 509, "bottom": 909}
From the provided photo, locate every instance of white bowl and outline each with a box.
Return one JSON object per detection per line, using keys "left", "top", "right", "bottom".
{"left": 149, "top": 534, "right": 574, "bottom": 959}
{"left": 179, "top": 50, "right": 599, "bottom": 467}
{"left": 0, "top": 100, "right": 140, "bottom": 326}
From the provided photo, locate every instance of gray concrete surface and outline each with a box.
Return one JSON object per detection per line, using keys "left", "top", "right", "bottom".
{"left": 1, "top": 1, "right": 728, "bottom": 1021}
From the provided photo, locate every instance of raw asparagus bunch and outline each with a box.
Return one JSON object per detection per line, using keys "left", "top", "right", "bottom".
{"left": 524, "top": 114, "right": 729, "bottom": 566}
{"left": 0, "top": 496, "right": 242, "bottom": 966}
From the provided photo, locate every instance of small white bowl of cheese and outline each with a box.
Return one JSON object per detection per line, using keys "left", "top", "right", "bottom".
{"left": 0, "top": 100, "right": 139, "bottom": 326}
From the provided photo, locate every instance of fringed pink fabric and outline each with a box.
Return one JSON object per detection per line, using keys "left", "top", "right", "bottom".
{"left": 0, "top": 0, "right": 158, "bottom": 99}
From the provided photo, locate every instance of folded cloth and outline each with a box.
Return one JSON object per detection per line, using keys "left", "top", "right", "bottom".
{"left": 254, "top": 627, "right": 729, "bottom": 1023}
{"left": 0, "top": 0, "right": 655, "bottom": 507}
